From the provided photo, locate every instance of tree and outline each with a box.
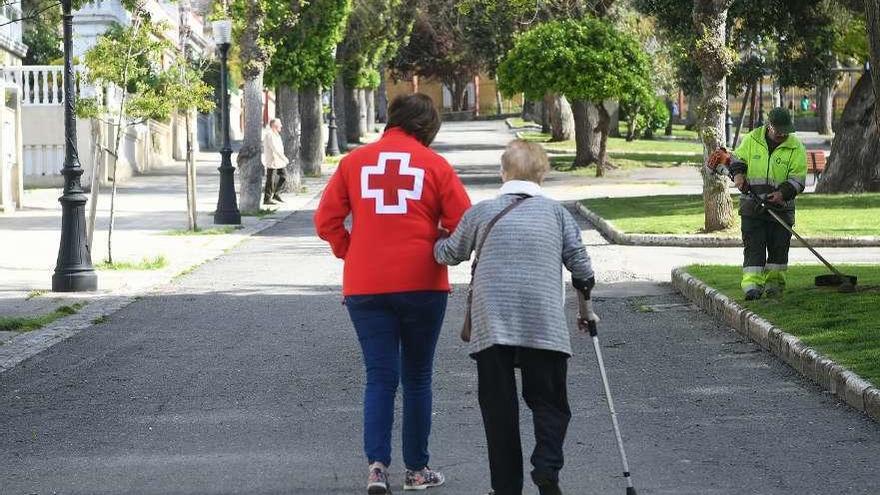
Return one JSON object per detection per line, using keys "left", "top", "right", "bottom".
{"left": 267, "top": 0, "right": 351, "bottom": 178}
{"left": 21, "top": 0, "right": 62, "bottom": 65}
{"left": 692, "top": 0, "right": 736, "bottom": 232}
{"left": 229, "top": 0, "right": 276, "bottom": 212}
{"left": 78, "top": 16, "right": 213, "bottom": 261}
{"left": 816, "top": 0, "right": 880, "bottom": 193}
{"left": 498, "top": 17, "right": 653, "bottom": 176}
{"left": 338, "top": 0, "right": 414, "bottom": 143}
{"left": 390, "top": 0, "right": 483, "bottom": 112}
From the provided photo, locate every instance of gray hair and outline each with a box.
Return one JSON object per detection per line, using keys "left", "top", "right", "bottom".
{"left": 501, "top": 139, "right": 550, "bottom": 184}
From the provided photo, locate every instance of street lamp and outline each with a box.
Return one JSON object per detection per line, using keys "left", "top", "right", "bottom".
{"left": 52, "top": 0, "right": 97, "bottom": 292}
{"left": 325, "top": 45, "right": 340, "bottom": 157}
{"left": 212, "top": 18, "right": 241, "bottom": 225}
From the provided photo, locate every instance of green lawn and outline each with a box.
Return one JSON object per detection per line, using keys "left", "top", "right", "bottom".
{"left": 0, "top": 303, "right": 85, "bottom": 332}
{"left": 519, "top": 130, "right": 703, "bottom": 155}
{"left": 686, "top": 264, "right": 880, "bottom": 386}
{"left": 581, "top": 194, "right": 880, "bottom": 237}
{"left": 96, "top": 255, "right": 168, "bottom": 271}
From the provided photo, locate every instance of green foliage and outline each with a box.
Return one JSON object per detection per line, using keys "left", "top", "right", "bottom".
{"left": 266, "top": 0, "right": 352, "bottom": 88}
{"left": 497, "top": 17, "right": 653, "bottom": 106}
{"left": 76, "top": 19, "right": 214, "bottom": 122}
{"left": 339, "top": 0, "right": 414, "bottom": 89}
{"left": 389, "top": 0, "right": 484, "bottom": 92}
{"left": 22, "top": 0, "right": 62, "bottom": 65}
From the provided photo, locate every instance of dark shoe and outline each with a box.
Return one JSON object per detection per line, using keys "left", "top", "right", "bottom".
{"left": 535, "top": 479, "right": 562, "bottom": 495}
{"left": 272, "top": 194, "right": 285, "bottom": 203}
{"left": 263, "top": 196, "right": 276, "bottom": 205}
{"left": 744, "top": 288, "right": 763, "bottom": 301}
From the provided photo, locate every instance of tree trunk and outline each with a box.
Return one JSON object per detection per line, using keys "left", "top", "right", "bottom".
{"left": 546, "top": 94, "right": 574, "bottom": 141}
{"left": 376, "top": 67, "right": 388, "bottom": 123}
{"left": 87, "top": 118, "right": 104, "bottom": 249}
{"left": 665, "top": 98, "right": 674, "bottom": 136}
{"left": 451, "top": 82, "right": 466, "bottom": 112}
{"left": 300, "top": 85, "right": 324, "bottom": 177}
{"left": 238, "top": 75, "right": 265, "bottom": 212}
{"left": 277, "top": 85, "right": 302, "bottom": 192}
{"left": 496, "top": 89, "right": 503, "bottom": 115}
{"left": 685, "top": 93, "right": 699, "bottom": 129}
{"left": 366, "top": 88, "right": 376, "bottom": 133}
{"left": 816, "top": 73, "right": 880, "bottom": 192}
{"left": 596, "top": 102, "right": 611, "bottom": 177}
{"left": 334, "top": 77, "right": 349, "bottom": 150}
{"left": 358, "top": 88, "right": 368, "bottom": 136}
{"left": 184, "top": 110, "right": 197, "bottom": 231}
{"left": 817, "top": 81, "right": 835, "bottom": 135}
{"left": 693, "top": 0, "right": 735, "bottom": 232}
{"left": 571, "top": 99, "right": 601, "bottom": 168}
{"left": 345, "top": 84, "right": 361, "bottom": 144}
{"left": 522, "top": 99, "right": 540, "bottom": 123}
{"left": 540, "top": 98, "right": 550, "bottom": 134}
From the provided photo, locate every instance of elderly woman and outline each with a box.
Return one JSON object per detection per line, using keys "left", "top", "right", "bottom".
{"left": 434, "top": 140, "right": 594, "bottom": 495}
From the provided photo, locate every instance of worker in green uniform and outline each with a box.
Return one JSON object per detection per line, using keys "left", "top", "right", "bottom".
{"left": 715, "top": 108, "right": 808, "bottom": 300}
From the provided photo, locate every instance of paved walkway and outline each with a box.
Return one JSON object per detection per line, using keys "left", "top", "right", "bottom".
{"left": 0, "top": 153, "right": 323, "bottom": 325}
{"left": 0, "top": 121, "right": 878, "bottom": 494}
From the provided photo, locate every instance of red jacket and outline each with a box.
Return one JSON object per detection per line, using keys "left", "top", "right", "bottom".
{"left": 315, "top": 127, "right": 472, "bottom": 296}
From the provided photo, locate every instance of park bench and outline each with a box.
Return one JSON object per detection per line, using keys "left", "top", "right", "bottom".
{"left": 807, "top": 150, "right": 826, "bottom": 184}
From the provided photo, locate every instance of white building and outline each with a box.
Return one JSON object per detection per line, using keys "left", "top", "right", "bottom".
{"left": 0, "top": 1, "right": 26, "bottom": 212}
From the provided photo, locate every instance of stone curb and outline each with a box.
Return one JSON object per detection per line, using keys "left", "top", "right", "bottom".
{"left": 671, "top": 267, "right": 880, "bottom": 422}
{"left": 577, "top": 202, "right": 880, "bottom": 248}
{"left": 0, "top": 180, "right": 328, "bottom": 375}
{"left": 505, "top": 118, "right": 541, "bottom": 131}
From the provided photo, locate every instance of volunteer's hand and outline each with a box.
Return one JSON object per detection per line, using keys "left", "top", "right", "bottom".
{"left": 733, "top": 174, "right": 748, "bottom": 193}
{"left": 437, "top": 227, "right": 450, "bottom": 239}
{"left": 766, "top": 191, "right": 784, "bottom": 205}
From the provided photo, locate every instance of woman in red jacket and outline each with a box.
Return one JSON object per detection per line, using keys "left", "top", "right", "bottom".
{"left": 315, "top": 94, "right": 471, "bottom": 494}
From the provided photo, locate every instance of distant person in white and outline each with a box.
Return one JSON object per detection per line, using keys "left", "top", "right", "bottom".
{"left": 263, "top": 118, "right": 288, "bottom": 205}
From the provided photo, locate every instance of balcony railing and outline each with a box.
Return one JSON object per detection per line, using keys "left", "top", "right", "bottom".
{"left": 0, "top": 66, "right": 115, "bottom": 106}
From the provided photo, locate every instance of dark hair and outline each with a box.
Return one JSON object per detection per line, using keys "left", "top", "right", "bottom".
{"left": 386, "top": 93, "right": 441, "bottom": 146}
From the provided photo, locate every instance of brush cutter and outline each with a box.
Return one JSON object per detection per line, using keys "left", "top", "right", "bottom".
{"left": 577, "top": 293, "right": 638, "bottom": 495}
{"left": 706, "top": 149, "right": 857, "bottom": 293}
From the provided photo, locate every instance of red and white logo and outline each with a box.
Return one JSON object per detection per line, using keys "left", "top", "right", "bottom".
{"left": 361, "top": 152, "right": 424, "bottom": 214}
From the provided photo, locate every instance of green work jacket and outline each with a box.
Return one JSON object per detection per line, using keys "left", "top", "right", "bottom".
{"left": 731, "top": 126, "right": 807, "bottom": 220}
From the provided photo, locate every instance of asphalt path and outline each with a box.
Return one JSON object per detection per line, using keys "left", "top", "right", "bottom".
{"left": 1, "top": 122, "right": 878, "bottom": 494}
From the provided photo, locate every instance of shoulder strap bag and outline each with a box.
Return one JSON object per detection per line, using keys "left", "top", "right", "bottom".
{"left": 461, "top": 195, "right": 530, "bottom": 342}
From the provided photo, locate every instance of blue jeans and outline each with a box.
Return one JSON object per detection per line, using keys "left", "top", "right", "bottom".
{"left": 345, "top": 290, "right": 448, "bottom": 470}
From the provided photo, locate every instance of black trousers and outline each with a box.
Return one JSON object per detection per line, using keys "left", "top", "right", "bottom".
{"left": 264, "top": 168, "right": 287, "bottom": 199}
{"left": 741, "top": 214, "right": 793, "bottom": 269}
{"left": 475, "top": 345, "right": 571, "bottom": 495}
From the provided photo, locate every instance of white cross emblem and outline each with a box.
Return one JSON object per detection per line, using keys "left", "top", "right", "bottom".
{"left": 360, "top": 152, "right": 425, "bottom": 214}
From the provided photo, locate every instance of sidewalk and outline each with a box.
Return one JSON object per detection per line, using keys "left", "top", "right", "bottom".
{"left": 0, "top": 152, "right": 325, "bottom": 336}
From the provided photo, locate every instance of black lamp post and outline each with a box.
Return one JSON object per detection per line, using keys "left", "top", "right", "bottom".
{"left": 52, "top": 0, "right": 97, "bottom": 292}
{"left": 212, "top": 19, "right": 241, "bottom": 225}
{"left": 326, "top": 46, "right": 340, "bottom": 157}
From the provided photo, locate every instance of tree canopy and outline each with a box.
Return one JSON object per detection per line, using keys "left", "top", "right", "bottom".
{"left": 266, "top": 0, "right": 351, "bottom": 89}
{"left": 497, "top": 17, "right": 652, "bottom": 105}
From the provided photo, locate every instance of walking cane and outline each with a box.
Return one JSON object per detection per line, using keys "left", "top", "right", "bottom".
{"left": 578, "top": 293, "right": 638, "bottom": 495}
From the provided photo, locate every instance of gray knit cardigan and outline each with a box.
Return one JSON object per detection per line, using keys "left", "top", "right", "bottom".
{"left": 434, "top": 189, "right": 593, "bottom": 356}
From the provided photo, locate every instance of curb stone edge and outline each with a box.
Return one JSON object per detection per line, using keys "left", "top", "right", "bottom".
{"left": 577, "top": 202, "right": 880, "bottom": 248}
{"left": 671, "top": 267, "right": 880, "bottom": 423}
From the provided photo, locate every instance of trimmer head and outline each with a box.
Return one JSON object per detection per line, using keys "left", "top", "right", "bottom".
{"left": 815, "top": 274, "right": 858, "bottom": 292}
